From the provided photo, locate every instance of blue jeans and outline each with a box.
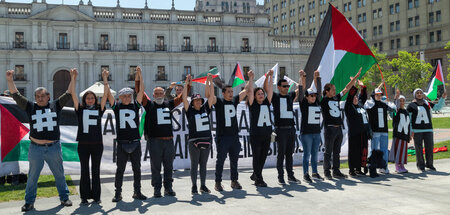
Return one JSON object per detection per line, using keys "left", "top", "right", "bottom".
{"left": 371, "top": 132, "right": 389, "bottom": 167}
{"left": 25, "top": 141, "right": 70, "bottom": 204}
{"left": 301, "top": 133, "right": 321, "bottom": 175}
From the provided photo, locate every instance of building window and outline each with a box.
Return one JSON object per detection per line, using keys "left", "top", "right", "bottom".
{"left": 156, "top": 36, "right": 166, "bottom": 51}
{"left": 128, "top": 66, "right": 137, "bottom": 81}
{"left": 396, "top": 38, "right": 400, "bottom": 48}
{"left": 241, "top": 38, "right": 250, "bottom": 52}
{"left": 378, "top": 25, "right": 382, "bottom": 35}
{"left": 348, "top": 2, "right": 352, "bottom": 11}
{"left": 14, "top": 32, "right": 25, "bottom": 48}
{"left": 415, "top": 35, "right": 420, "bottom": 45}
{"left": 390, "top": 40, "right": 395, "bottom": 49}
{"left": 409, "top": 36, "right": 414, "bottom": 46}
{"left": 396, "top": 20, "right": 400, "bottom": 31}
{"left": 373, "top": 27, "right": 377, "bottom": 36}
{"left": 408, "top": 0, "right": 413, "bottom": 9}
{"left": 128, "top": 35, "right": 138, "bottom": 50}
{"left": 14, "top": 65, "right": 26, "bottom": 81}
{"left": 99, "top": 65, "right": 112, "bottom": 81}
{"left": 373, "top": 10, "right": 377, "bottom": 19}
{"left": 415, "top": 16, "right": 419, "bottom": 26}
{"left": 414, "top": 0, "right": 419, "bottom": 7}
{"left": 436, "top": 11, "right": 441, "bottom": 22}
{"left": 378, "top": 42, "right": 383, "bottom": 51}
{"left": 156, "top": 66, "right": 167, "bottom": 81}
{"left": 390, "top": 22, "right": 394, "bottom": 32}
{"left": 208, "top": 37, "right": 217, "bottom": 52}
{"left": 437, "top": 30, "right": 441, "bottom": 42}
{"left": 429, "top": 32, "right": 434, "bottom": 43}
{"left": 408, "top": 17, "right": 414, "bottom": 28}
{"left": 357, "top": 0, "right": 362, "bottom": 8}
{"left": 57, "top": 33, "right": 69, "bottom": 49}
{"left": 429, "top": 12, "right": 434, "bottom": 24}
{"left": 182, "top": 37, "right": 192, "bottom": 52}
{"left": 99, "top": 34, "right": 110, "bottom": 50}
{"left": 243, "top": 66, "right": 250, "bottom": 81}
{"left": 389, "top": 5, "right": 394, "bottom": 14}
{"left": 395, "top": 3, "right": 400, "bottom": 13}
{"left": 378, "top": 8, "right": 382, "bottom": 18}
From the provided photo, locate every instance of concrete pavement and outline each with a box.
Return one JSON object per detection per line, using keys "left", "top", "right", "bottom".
{"left": 1, "top": 158, "right": 450, "bottom": 215}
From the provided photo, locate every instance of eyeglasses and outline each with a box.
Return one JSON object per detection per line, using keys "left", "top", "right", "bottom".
{"left": 309, "top": 94, "right": 317, "bottom": 97}
{"left": 281, "top": 85, "right": 290, "bottom": 88}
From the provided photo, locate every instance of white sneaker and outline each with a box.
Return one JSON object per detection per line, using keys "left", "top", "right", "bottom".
{"left": 378, "top": 168, "right": 385, "bottom": 174}
{"left": 385, "top": 168, "right": 390, "bottom": 174}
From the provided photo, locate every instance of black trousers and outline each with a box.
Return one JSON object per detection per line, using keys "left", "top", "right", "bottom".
{"left": 324, "top": 126, "right": 343, "bottom": 174}
{"left": 114, "top": 142, "right": 141, "bottom": 193}
{"left": 148, "top": 138, "right": 175, "bottom": 189}
{"left": 78, "top": 142, "right": 103, "bottom": 201}
{"left": 348, "top": 132, "right": 368, "bottom": 172}
{"left": 188, "top": 141, "right": 210, "bottom": 186}
{"left": 275, "top": 127, "right": 296, "bottom": 179}
{"left": 413, "top": 132, "right": 434, "bottom": 169}
{"left": 250, "top": 135, "right": 271, "bottom": 181}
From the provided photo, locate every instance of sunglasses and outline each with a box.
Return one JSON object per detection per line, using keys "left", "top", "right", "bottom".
{"left": 281, "top": 85, "right": 290, "bottom": 88}
{"left": 308, "top": 94, "right": 317, "bottom": 97}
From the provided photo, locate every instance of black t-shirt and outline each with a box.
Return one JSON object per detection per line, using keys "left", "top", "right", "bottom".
{"left": 26, "top": 100, "right": 63, "bottom": 140}
{"left": 75, "top": 105, "right": 105, "bottom": 142}
{"left": 144, "top": 100, "right": 175, "bottom": 137}
{"left": 300, "top": 98, "right": 321, "bottom": 134}
{"left": 321, "top": 93, "right": 343, "bottom": 126}
{"left": 344, "top": 87, "right": 370, "bottom": 136}
{"left": 365, "top": 100, "right": 390, "bottom": 133}
{"left": 186, "top": 103, "right": 212, "bottom": 140}
{"left": 112, "top": 101, "right": 141, "bottom": 141}
{"left": 214, "top": 95, "right": 240, "bottom": 136}
{"left": 271, "top": 92, "right": 296, "bottom": 127}
{"left": 407, "top": 102, "right": 434, "bottom": 130}
{"left": 392, "top": 108, "right": 411, "bottom": 142}
{"left": 249, "top": 98, "right": 272, "bottom": 136}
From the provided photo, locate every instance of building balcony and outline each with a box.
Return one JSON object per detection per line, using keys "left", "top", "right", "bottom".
{"left": 155, "top": 44, "right": 167, "bottom": 51}
{"left": 207, "top": 45, "right": 219, "bottom": 52}
{"left": 127, "top": 44, "right": 139, "bottom": 51}
{"left": 181, "top": 45, "right": 193, "bottom": 52}
{"left": 12, "top": 41, "right": 27, "bottom": 49}
{"left": 98, "top": 43, "right": 111, "bottom": 50}
{"left": 155, "top": 74, "right": 168, "bottom": 81}
{"left": 13, "top": 73, "right": 27, "bottom": 81}
{"left": 241, "top": 46, "right": 251, "bottom": 52}
{"left": 56, "top": 42, "right": 70, "bottom": 49}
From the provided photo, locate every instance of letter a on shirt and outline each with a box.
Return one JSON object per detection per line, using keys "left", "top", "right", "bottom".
{"left": 120, "top": 109, "right": 137, "bottom": 129}
{"left": 415, "top": 106, "right": 430, "bottom": 124}
{"left": 257, "top": 105, "right": 271, "bottom": 127}
{"left": 280, "top": 98, "right": 293, "bottom": 119}
{"left": 157, "top": 107, "right": 171, "bottom": 125}
{"left": 82, "top": 110, "right": 99, "bottom": 133}
{"left": 224, "top": 104, "right": 236, "bottom": 127}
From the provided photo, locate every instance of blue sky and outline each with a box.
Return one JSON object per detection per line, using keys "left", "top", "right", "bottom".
{"left": 6, "top": 0, "right": 265, "bottom": 10}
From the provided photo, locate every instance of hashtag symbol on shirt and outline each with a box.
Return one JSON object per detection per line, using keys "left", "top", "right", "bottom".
{"left": 31, "top": 109, "right": 57, "bottom": 132}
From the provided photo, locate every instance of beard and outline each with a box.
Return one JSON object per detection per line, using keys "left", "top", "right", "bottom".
{"left": 155, "top": 98, "right": 164, "bottom": 105}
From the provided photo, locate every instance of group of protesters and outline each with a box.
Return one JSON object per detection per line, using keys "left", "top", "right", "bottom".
{"left": 4, "top": 66, "right": 446, "bottom": 212}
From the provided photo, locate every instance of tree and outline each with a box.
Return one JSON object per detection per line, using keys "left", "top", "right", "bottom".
{"left": 387, "top": 51, "right": 432, "bottom": 94}
{"left": 361, "top": 47, "right": 392, "bottom": 93}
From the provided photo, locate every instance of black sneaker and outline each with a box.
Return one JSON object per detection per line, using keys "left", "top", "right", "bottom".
{"left": 112, "top": 192, "right": 122, "bottom": 202}
{"left": 333, "top": 171, "right": 348, "bottom": 179}
{"left": 93, "top": 200, "right": 102, "bottom": 204}
{"left": 250, "top": 173, "right": 257, "bottom": 181}
{"left": 80, "top": 198, "right": 89, "bottom": 205}
{"left": 288, "top": 176, "right": 301, "bottom": 184}
{"left": 426, "top": 165, "right": 436, "bottom": 171}
{"left": 324, "top": 171, "right": 333, "bottom": 180}
{"left": 278, "top": 178, "right": 286, "bottom": 185}
{"left": 231, "top": 180, "right": 242, "bottom": 189}
{"left": 349, "top": 171, "right": 357, "bottom": 177}
{"left": 132, "top": 191, "right": 147, "bottom": 200}
{"left": 192, "top": 185, "right": 198, "bottom": 195}
{"left": 164, "top": 188, "right": 176, "bottom": 196}
{"left": 200, "top": 185, "right": 211, "bottom": 193}
{"left": 153, "top": 188, "right": 162, "bottom": 198}
{"left": 61, "top": 199, "right": 72, "bottom": 207}
{"left": 255, "top": 180, "right": 268, "bottom": 187}
{"left": 419, "top": 167, "right": 426, "bottom": 173}
{"left": 21, "top": 203, "right": 34, "bottom": 212}
{"left": 303, "top": 174, "right": 313, "bottom": 183}
{"left": 214, "top": 182, "right": 224, "bottom": 192}
{"left": 311, "top": 173, "right": 324, "bottom": 181}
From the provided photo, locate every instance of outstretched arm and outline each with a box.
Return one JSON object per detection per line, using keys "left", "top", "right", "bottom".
{"left": 6, "top": 70, "right": 19, "bottom": 94}
{"left": 239, "top": 72, "right": 252, "bottom": 102}
{"left": 265, "top": 69, "right": 274, "bottom": 103}
{"left": 100, "top": 70, "right": 110, "bottom": 111}
{"left": 182, "top": 75, "right": 191, "bottom": 111}
{"left": 247, "top": 70, "right": 255, "bottom": 106}
{"left": 341, "top": 67, "right": 362, "bottom": 95}
{"left": 207, "top": 73, "right": 217, "bottom": 108}
{"left": 69, "top": 68, "right": 79, "bottom": 110}
{"left": 136, "top": 66, "right": 144, "bottom": 104}
{"left": 295, "top": 70, "right": 306, "bottom": 102}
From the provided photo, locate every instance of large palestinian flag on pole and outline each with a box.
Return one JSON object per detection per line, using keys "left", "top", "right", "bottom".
{"left": 425, "top": 60, "right": 445, "bottom": 100}
{"left": 304, "top": 4, "right": 377, "bottom": 96}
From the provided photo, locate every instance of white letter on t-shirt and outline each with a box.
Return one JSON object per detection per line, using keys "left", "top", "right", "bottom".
{"left": 224, "top": 104, "right": 236, "bottom": 127}
{"left": 257, "top": 105, "right": 272, "bottom": 127}
{"left": 119, "top": 109, "right": 136, "bottom": 129}
{"left": 82, "top": 110, "right": 98, "bottom": 133}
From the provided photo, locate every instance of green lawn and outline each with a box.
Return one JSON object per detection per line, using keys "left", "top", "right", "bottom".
{"left": 340, "top": 140, "right": 450, "bottom": 169}
{"left": 0, "top": 175, "right": 77, "bottom": 203}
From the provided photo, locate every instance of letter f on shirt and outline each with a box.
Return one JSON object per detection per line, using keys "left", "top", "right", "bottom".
{"left": 224, "top": 104, "right": 236, "bottom": 127}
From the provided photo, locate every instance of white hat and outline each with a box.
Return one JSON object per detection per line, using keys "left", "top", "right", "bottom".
{"left": 374, "top": 88, "right": 383, "bottom": 94}
{"left": 306, "top": 88, "right": 317, "bottom": 95}
{"left": 413, "top": 88, "right": 423, "bottom": 98}
{"left": 399, "top": 95, "right": 406, "bottom": 100}
{"left": 118, "top": 87, "right": 134, "bottom": 96}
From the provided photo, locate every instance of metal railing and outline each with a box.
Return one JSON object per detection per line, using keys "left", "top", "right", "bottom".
{"left": 241, "top": 46, "right": 251, "bottom": 52}
{"left": 12, "top": 41, "right": 27, "bottom": 49}
{"left": 127, "top": 44, "right": 139, "bottom": 51}
{"left": 98, "top": 43, "right": 111, "bottom": 50}
{"left": 207, "top": 45, "right": 218, "bottom": 52}
{"left": 181, "top": 45, "right": 193, "bottom": 52}
{"left": 155, "top": 44, "right": 167, "bottom": 51}
{"left": 155, "top": 73, "right": 168, "bottom": 81}
{"left": 56, "top": 42, "right": 70, "bottom": 49}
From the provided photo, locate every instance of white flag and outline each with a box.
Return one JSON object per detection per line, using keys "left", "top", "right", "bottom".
{"left": 283, "top": 76, "right": 298, "bottom": 93}
{"left": 255, "top": 63, "right": 278, "bottom": 87}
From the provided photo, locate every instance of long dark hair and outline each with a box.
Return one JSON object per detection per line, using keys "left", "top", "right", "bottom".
{"left": 247, "top": 87, "right": 265, "bottom": 106}
{"left": 81, "top": 91, "right": 99, "bottom": 108}
{"left": 323, "top": 83, "right": 334, "bottom": 97}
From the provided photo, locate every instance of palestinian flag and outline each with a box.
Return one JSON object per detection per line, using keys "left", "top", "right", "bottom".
{"left": 284, "top": 76, "right": 298, "bottom": 93}
{"left": 304, "top": 4, "right": 377, "bottom": 97}
{"left": 0, "top": 96, "right": 79, "bottom": 164}
{"left": 425, "top": 60, "right": 445, "bottom": 100}
{"left": 192, "top": 67, "right": 220, "bottom": 84}
{"left": 228, "top": 62, "right": 245, "bottom": 88}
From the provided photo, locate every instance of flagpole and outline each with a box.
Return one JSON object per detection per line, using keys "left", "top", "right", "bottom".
{"left": 377, "top": 64, "right": 388, "bottom": 99}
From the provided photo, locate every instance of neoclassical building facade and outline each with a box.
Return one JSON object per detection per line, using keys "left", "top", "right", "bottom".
{"left": 0, "top": 0, "right": 313, "bottom": 100}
